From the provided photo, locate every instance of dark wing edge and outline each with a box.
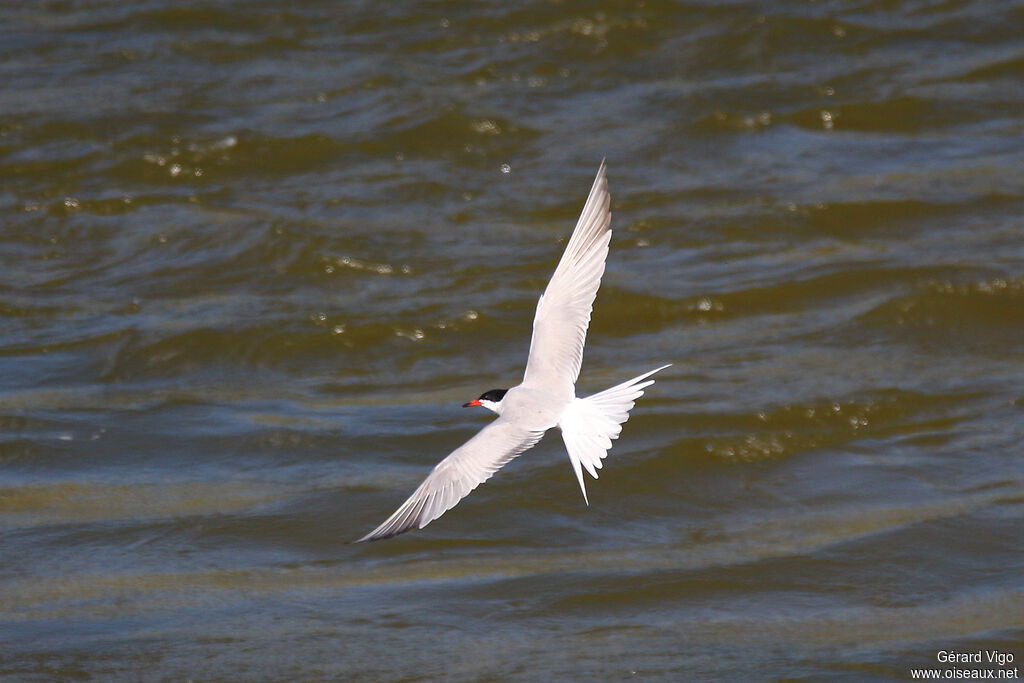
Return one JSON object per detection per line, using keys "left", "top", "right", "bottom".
{"left": 522, "top": 159, "right": 611, "bottom": 389}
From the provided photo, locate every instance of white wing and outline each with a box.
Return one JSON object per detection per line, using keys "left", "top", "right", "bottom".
{"left": 522, "top": 160, "right": 611, "bottom": 392}
{"left": 356, "top": 419, "right": 545, "bottom": 542}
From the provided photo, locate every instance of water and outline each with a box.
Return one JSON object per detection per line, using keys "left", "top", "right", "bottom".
{"left": 2, "top": 1, "right": 1023, "bottom": 680}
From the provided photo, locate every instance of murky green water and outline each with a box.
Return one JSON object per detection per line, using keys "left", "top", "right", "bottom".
{"left": 2, "top": 1, "right": 1022, "bottom": 680}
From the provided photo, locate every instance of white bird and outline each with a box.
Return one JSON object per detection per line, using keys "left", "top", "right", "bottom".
{"left": 356, "top": 160, "right": 669, "bottom": 542}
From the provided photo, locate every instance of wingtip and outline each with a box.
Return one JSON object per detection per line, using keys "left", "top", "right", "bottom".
{"left": 354, "top": 529, "right": 397, "bottom": 543}
{"left": 354, "top": 525, "right": 400, "bottom": 543}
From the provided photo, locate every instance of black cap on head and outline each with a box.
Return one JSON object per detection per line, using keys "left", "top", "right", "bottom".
{"left": 479, "top": 389, "right": 507, "bottom": 402}
{"left": 463, "top": 388, "right": 507, "bottom": 408}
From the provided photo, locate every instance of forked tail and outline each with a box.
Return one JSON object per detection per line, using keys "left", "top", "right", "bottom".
{"left": 558, "top": 364, "right": 671, "bottom": 504}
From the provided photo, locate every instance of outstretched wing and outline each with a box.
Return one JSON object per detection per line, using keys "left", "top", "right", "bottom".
{"left": 356, "top": 419, "right": 545, "bottom": 542}
{"left": 522, "top": 160, "right": 611, "bottom": 392}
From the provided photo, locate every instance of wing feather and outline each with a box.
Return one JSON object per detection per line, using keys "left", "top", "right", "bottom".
{"left": 522, "top": 160, "right": 611, "bottom": 391}
{"left": 356, "top": 419, "right": 545, "bottom": 542}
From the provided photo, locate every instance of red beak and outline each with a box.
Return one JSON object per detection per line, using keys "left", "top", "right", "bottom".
{"left": 462, "top": 399, "right": 482, "bottom": 408}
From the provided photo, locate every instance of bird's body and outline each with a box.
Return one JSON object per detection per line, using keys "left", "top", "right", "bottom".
{"left": 357, "top": 161, "right": 669, "bottom": 542}
{"left": 499, "top": 384, "right": 568, "bottom": 428}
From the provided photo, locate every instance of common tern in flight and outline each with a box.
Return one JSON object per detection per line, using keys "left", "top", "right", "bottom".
{"left": 357, "top": 160, "right": 669, "bottom": 542}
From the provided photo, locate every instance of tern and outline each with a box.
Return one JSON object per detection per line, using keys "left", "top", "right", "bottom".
{"left": 357, "top": 160, "right": 669, "bottom": 542}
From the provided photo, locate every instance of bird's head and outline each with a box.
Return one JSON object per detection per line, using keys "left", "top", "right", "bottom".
{"left": 462, "top": 388, "right": 507, "bottom": 415}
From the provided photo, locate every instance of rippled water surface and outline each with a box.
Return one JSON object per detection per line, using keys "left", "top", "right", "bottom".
{"left": 2, "top": 1, "right": 1023, "bottom": 680}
